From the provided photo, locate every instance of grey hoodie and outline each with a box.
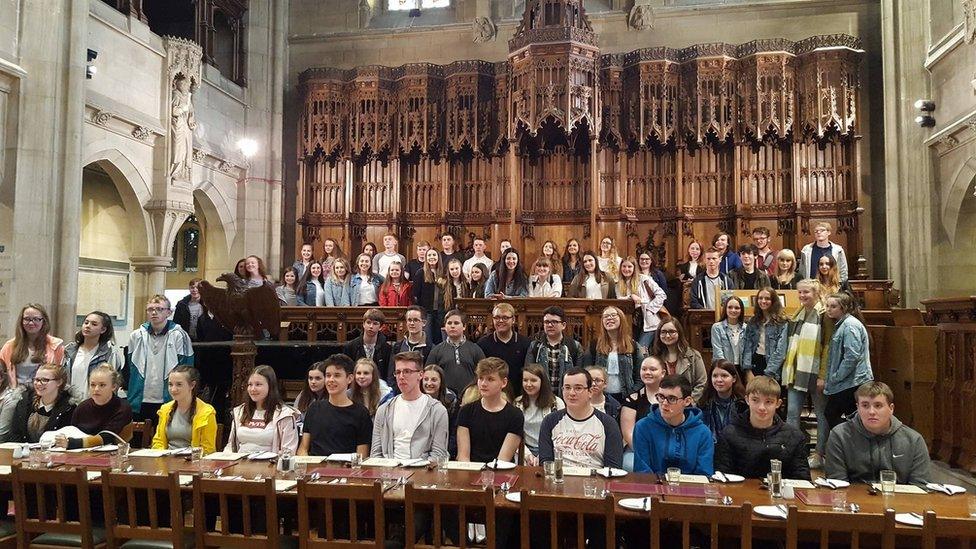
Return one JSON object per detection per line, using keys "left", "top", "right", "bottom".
{"left": 370, "top": 393, "right": 449, "bottom": 461}
{"left": 825, "top": 414, "right": 931, "bottom": 485}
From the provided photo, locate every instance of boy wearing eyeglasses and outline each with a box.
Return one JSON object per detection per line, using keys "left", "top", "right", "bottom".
{"left": 632, "top": 374, "right": 714, "bottom": 475}
{"left": 125, "top": 295, "right": 194, "bottom": 422}
{"left": 370, "top": 351, "right": 448, "bottom": 461}
{"left": 477, "top": 303, "right": 530, "bottom": 397}
{"left": 538, "top": 367, "right": 624, "bottom": 468}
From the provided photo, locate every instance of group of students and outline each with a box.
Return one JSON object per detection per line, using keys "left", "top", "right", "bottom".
{"left": 0, "top": 299, "right": 196, "bottom": 445}
{"left": 0, "top": 283, "right": 930, "bottom": 547}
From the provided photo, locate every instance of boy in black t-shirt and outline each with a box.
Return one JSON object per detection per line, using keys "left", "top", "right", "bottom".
{"left": 298, "top": 354, "right": 373, "bottom": 458}
{"left": 456, "top": 357, "right": 524, "bottom": 463}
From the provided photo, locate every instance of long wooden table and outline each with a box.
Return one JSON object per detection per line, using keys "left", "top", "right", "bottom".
{"left": 1, "top": 450, "right": 971, "bottom": 536}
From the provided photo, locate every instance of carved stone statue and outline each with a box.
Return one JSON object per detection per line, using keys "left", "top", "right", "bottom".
{"left": 472, "top": 16, "right": 497, "bottom": 43}
{"left": 169, "top": 74, "right": 196, "bottom": 181}
{"left": 359, "top": 0, "right": 372, "bottom": 29}
{"left": 628, "top": 4, "right": 654, "bottom": 31}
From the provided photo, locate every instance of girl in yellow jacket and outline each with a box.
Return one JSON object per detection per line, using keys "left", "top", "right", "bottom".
{"left": 151, "top": 365, "right": 217, "bottom": 455}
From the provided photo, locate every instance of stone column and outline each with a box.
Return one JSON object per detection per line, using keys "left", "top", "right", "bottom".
{"left": 129, "top": 255, "right": 171, "bottom": 313}
{"left": 880, "top": 0, "right": 934, "bottom": 306}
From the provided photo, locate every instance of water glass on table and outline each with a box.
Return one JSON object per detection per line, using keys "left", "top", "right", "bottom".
{"left": 831, "top": 490, "right": 848, "bottom": 512}
{"left": 350, "top": 453, "right": 362, "bottom": 469}
{"left": 112, "top": 443, "right": 131, "bottom": 472}
{"left": 435, "top": 455, "right": 449, "bottom": 475}
{"left": 879, "top": 469, "right": 896, "bottom": 495}
{"left": 543, "top": 461, "right": 556, "bottom": 482}
{"left": 704, "top": 483, "right": 720, "bottom": 504}
{"left": 969, "top": 496, "right": 976, "bottom": 518}
{"left": 666, "top": 467, "right": 681, "bottom": 486}
{"left": 583, "top": 479, "right": 601, "bottom": 499}
{"left": 479, "top": 471, "right": 495, "bottom": 490}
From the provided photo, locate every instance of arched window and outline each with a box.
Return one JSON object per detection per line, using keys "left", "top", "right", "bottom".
{"left": 169, "top": 215, "right": 201, "bottom": 272}
{"left": 388, "top": 0, "right": 450, "bottom": 10}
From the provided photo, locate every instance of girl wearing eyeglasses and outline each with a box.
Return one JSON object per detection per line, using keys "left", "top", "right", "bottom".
{"left": 0, "top": 303, "right": 65, "bottom": 388}
{"left": 10, "top": 363, "right": 75, "bottom": 443}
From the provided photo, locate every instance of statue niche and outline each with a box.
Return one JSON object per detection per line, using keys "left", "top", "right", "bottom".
{"left": 169, "top": 73, "right": 197, "bottom": 181}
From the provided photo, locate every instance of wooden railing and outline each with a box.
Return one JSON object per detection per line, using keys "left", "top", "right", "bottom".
{"left": 279, "top": 307, "right": 410, "bottom": 343}
{"left": 278, "top": 300, "right": 635, "bottom": 351}
{"left": 921, "top": 296, "right": 976, "bottom": 473}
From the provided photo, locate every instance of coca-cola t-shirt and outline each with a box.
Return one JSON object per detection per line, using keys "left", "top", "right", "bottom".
{"left": 537, "top": 408, "right": 624, "bottom": 469}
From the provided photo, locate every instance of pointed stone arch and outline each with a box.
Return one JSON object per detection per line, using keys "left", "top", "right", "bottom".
{"left": 942, "top": 155, "right": 976, "bottom": 246}
{"left": 81, "top": 147, "right": 153, "bottom": 257}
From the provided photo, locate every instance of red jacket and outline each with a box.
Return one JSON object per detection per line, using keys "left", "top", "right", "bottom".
{"left": 379, "top": 281, "right": 413, "bottom": 306}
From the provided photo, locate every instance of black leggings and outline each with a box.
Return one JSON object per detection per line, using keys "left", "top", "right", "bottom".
{"left": 824, "top": 386, "right": 859, "bottom": 430}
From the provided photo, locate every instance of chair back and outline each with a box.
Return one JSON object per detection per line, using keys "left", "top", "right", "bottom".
{"left": 216, "top": 423, "right": 226, "bottom": 450}
{"left": 102, "top": 471, "right": 187, "bottom": 548}
{"left": 786, "top": 505, "right": 896, "bottom": 549}
{"left": 650, "top": 498, "right": 753, "bottom": 549}
{"left": 405, "top": 484, "right": 496, "bottom": 549}
{"left": 922, "top": 510, "right": 976, "bottom": 549}
{"left": 297, "top": 479, "right": 385, "bottom": 548}
{"left": 12, "top": 466, "right": 99, "bottom": 548}
{"left": 192, "top": 476, "right": 280, "bottom": 548}
{"left": 130, "top": 420, "right": 154, "bottom": 448}
{"left": 519, "top": 491, "right": 616, "bottom": 549}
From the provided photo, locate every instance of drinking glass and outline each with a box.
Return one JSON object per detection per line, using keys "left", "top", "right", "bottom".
{"left": 350, "top": 453, "right": 362, "bottom": 469}
{"left": 435, "top": 455, "right": 449, "bottom": 474}
{"left": 543, "top": 461, "right": 556, "bottom": 480}
{"left": 831, "top": 490, "right": 848, "bottom": 512}
{"left": 479, "top": 471, "right": 495, "bottom": 489}
{"left": 769, "top": 459, "right": 783, "bottom": 499}
{"left": 968, "top": 496, "right": 976, "bottom": 518}
{"left": 294, "top": 461, "right": 307, "bottom": 481}
{"left": 666, "top": 467, "right": 682, "bottom": 486}
{"left": 553, "top": 450, "right": 564, "bottom": 484}
{"left": 704, "top": 483, "right": 720, "bottom": 504}
{"left": 879, "top": 470, "right": 896, "bottom": 494}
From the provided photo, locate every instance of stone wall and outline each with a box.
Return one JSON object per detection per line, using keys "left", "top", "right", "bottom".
{"left": 881, "top": 0, "right": 976, "bottom": 305}
{"left": 0, "top": 0, "right": 286, "bottom": 341}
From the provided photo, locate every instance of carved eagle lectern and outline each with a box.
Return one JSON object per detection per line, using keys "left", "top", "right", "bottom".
{"left": 198, "top": 273, "right": 280, "bottom": 340}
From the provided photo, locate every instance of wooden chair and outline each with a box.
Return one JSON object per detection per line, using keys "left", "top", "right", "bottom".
{"left": 130, "top": 420, "right": 154, "bottom": 448}
{"left": 785, "top": 505, "right": 896, "bottom": 549}
{"left": 922, "top": 510, "right": 976, "bottom": 549}
{"left": 405, "top": 484, "right": 496, "bottom": 549}
{"left": 192, "top": 476, "right": 292, "bottom": 548}
{"left": 215, "top": 423, "right": 226, "bottom": 450}
{"left": 650, "top": 498, "right": 753, "bottom": 549}
{"left": 297, "top": 479, "right": 385, "bottom": 548}
{"left": 102, "top": 471, "right": 190, "bottom": 548}
{"left": 519, "top": 491, "right": 616, "bottom": 549}
{"left": 12, "top": 465, "right": 107, "bottom": 548}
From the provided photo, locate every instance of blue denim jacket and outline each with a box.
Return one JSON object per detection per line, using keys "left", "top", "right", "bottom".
{"left": 741, "top": 320, "right": 787, "bottom": 374}
{"left": 823, "top": 314, "right": 873, "bottom": 395}
{"left": 349, "top": 273, "right": 384, "bottom": 304}
{"left": 323, "top": 278, "right": 352, "bottom": 306}
{"left": 710, "top": 320, "right": 745, "bottom": 365}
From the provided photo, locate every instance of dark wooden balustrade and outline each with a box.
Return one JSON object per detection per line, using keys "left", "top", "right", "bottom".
{"left": 921, "top": 296, "right": 976, "bottom": 472}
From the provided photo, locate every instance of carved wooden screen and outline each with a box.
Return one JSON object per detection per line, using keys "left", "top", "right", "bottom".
{"left": 295, "top": 2, "right": 865, "bottom": 276}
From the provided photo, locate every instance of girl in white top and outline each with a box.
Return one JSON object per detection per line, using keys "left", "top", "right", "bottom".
{"left": 527, "top": 258, "right": 562, "bottom": 298}
{"left": 597, "top": 236, "right": 622, "bottom": 281}
{"left": 353, "top": 253, "right": 381, "bottom": 305}
{"left": 299, "top": 261, "right": 327, "bottom": 306}
{"left": 225, "top": 365, "right": 299, "bottom": 454}
{"left": 514, "top": 364, "right": 564, "bottom": 465}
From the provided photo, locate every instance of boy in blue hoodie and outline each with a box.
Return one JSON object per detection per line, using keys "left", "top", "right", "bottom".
{"left": 632, "top": 375, "right": 714, "bottom": 475}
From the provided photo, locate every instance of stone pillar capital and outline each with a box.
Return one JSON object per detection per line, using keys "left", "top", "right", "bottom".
{"left": 129, "top": 255, "right": 172, "bottom": 273}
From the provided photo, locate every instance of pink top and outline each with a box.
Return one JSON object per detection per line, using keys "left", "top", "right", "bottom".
{"left": 0, "top": 335, "right": 66, "bottom": 388}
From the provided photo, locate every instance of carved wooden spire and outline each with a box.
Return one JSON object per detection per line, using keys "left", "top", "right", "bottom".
{"left": 508, "top": 0, "right": 600, "bottom": 144}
